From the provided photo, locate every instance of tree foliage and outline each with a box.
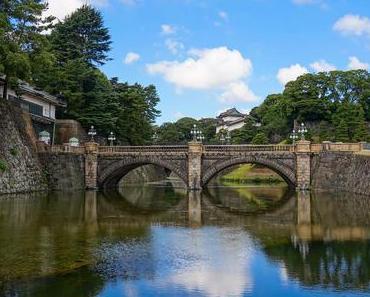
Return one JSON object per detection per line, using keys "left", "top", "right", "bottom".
{"left": 0, "top": 0, "right": 54, "bottom": 99}
{"left": 0, "top": 3, "right": 161, "bottom": 145}
{"left": 249, "top": 70, "right": 370, "bottom": 143}
{"left": 50, "top": 5, "right": 111, "bottom": 67}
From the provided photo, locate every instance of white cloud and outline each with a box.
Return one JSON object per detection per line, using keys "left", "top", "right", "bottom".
{"left": 277, "top": 64, "right": 308, "bottom": 85}
{"left": 333, "top": 14, "right": 370, "bottom": 37}
{"left": 165, "top": 39, "right": 184, "bottom": 55}
{"left": 347, "top": 56, "right": 369, "bottom": 70}
{"left": 310, "top": 60, "right": 336, "bottom": 72}
{"left": 147, "top": 47, "right": 258, "bottom": 103}
{"left": 44, "top": 0, "right": 82, "bottom": 20}
{"left": 124, "top": 52, "right": 140, "bottom": 64}
{"left": 161, "top": 24, "right": 176, "bottom": 35}
{"left": 219, "top": 11, "right": 228, "bottom": 21}
{"left": 220, "top": 82, "right": 258, "bottom": 103}
{"left": 147, "top": 47, "right": 253, "bottom": 90}
{"left": 44, "top": 0, "right": 107, "bottom": 21}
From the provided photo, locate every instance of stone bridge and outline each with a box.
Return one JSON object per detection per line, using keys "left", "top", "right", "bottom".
{"left": 42, "top": 141, "right": 366, "bottom": 191}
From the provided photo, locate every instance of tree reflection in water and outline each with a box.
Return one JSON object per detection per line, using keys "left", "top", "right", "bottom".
{"left": 0, "top": 185, "right": 370, "bottom": 296}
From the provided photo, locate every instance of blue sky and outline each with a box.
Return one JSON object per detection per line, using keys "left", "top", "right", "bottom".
{"left": 47, "top": 0, "right": 370, "bottom": 123}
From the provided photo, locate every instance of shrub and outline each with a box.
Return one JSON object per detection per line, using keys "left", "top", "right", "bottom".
{"left": 0, "top": 159, "right": 8, "bottom": 172}
{"left": 9, "top": 147, "right": 19, "bottom": 156}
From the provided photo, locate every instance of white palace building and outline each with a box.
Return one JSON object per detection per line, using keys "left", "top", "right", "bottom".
{"left": 216, "top": 108, "right": 246, "bottom": 134}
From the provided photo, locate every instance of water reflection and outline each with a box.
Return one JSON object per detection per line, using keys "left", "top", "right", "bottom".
{"left": 0, "top": 185, "right": 370, "bottom": 296}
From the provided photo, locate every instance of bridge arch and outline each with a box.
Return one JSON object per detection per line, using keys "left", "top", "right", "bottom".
{"left": 202, "top": 156, "right": 296, "bottom": 187}
{"left": 98, "top": 157, "right": 188, "bottom": 189}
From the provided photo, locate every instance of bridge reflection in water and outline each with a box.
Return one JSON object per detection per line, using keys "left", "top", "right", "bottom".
{"left": 1, "top": 186, "right": 370, "bottom": 296}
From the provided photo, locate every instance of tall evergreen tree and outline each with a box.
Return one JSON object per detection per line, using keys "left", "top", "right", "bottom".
{"left": 50, "top": 5, "right": 111, "bottom": 67}
{"left": 335, "top": 120, "right": 349, "bottom": 142}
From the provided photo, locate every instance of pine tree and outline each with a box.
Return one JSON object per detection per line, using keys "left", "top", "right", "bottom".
{"left": 352, "top": 106, "right": 368, "bottom": 141}
{"left": 50, "top": 5, "right": 111, "bottom": 67}
{"left": 335, "top": 119, "right": 349, "bottom": 142}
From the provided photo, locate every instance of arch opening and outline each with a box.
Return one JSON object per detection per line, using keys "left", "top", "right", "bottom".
{"left": 99, "top": 160, "right": 187, "bottom": 190}
{"left": 202, "top": 158, "right": 296, "bottom": 188}
{"left": 203, "top": 160, "right": 295, "bottom": 214}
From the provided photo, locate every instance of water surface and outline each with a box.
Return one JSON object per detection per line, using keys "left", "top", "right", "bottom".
{"left": 0, "top": 183, "right": 370, "bottom": 297}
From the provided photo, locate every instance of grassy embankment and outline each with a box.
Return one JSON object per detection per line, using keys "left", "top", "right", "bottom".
{"left": 220, "top": 164, "right": 285, "bottom": 184}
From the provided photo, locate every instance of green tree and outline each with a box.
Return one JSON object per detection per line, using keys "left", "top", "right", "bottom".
{"left": 252, "top": 132, "right": 268, "bottom": 144}
{"left": 335, "top": 120, "right": 349, "bottom": 142}
{"left": 198, "top": 118, "right": 217, "bottom": 143}
{"left": 111, "top": 80, "right": 160, "bottom": 145}
{"left": 0, "top": 0, "right": 53, "bottom": 99}
{"left": 175, "top": 117, "right": 198, "bottom": 142}
{"left": 50, "top": 5, "right": 111, "bottom": 67}
{"left": 234, "top": 117, "right": 259, "bottom": 144}
{"left": 158, "top": 122, "right": 181, "bottom": 144}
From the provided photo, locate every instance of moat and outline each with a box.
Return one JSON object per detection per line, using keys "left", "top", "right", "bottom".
{"left": 1, "top": 182, "right": 370, "bottom": 297}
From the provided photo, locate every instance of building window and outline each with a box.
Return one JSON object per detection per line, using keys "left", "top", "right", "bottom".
{"left": 7, "top": 95, "right": 44, "bottom": 117}
{"left": 28, "top": 101, "right": 43, "bottom": 117}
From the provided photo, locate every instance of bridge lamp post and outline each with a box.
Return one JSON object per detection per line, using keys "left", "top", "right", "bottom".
{"left": 298, "top": 123, "right": 308, "bottom": 141}
{"left": 191, "top": 124, "right": 200, "bottom": 142}
{"left": 108, "top": 131, "right": 116, "bottom": 146}
{"left": 88, "top": 125, "right": 97, "bottom": 142}
{"left": 290, "top": 129, "right": 298, "bottom": 145}
{"left": 197, "top": 132, "right": 205, "bottom": 143}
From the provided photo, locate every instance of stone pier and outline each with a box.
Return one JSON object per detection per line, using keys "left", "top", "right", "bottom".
{"left": 295, "top": 140, "right": 311, "bottom": 191}
{"left": 84, "top": 142, "right": 98, "bottom": 190}
{"left": 187, "top": 142, "right": 203, "bottom": 190}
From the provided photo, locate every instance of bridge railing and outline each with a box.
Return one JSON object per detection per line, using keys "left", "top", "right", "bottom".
{"left": 50, "top": 145, "right": 86, "bottom": 154}
{"left": 311, "top": 143, "right": 363, "bottom": 152}
{"left": 203, "top": 144, "right": 294, "bottom": 152}
{"left": 98, "top": 145, "right": 188, "bottom": 154}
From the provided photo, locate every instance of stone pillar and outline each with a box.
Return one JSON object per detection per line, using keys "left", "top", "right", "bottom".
{"left": 187, "top": 142, "right": 203, "bottom": 190}
{"left": 295, "top": 140, "right": 311, "bottom": 191}
{"left": 85, "top": 142, "right": 98, "bottom": 190}
{"left": 188, "top": 191, "right": 202, "bottom": 227}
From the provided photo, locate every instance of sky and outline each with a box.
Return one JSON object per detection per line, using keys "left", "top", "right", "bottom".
{"left": 45, "top": 0, "right": 370, "bottom": 123}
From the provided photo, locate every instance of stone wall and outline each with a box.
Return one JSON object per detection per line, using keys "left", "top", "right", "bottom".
{"left": 55, "top": 119, "right": 88, "bottom": 145}
{"left": 39, "top": 152, "right": 85, "bottom": 191}
{"left": 311, "top": 152, "right": 370, "bottom": 196}
{"left": 0, "top": 102, "right": 47, "bottom": 194}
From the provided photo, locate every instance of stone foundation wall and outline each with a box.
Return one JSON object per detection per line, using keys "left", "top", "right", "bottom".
{"left": 39, "top": 153, "right": 85, "bottom": 191}
{"left": 0, "top": 102, "right": 47, "bottom": 194}
{"left": 55, "top": 119, "right": 88, "bottom": 145}
{"left": 311, "top": 152, "right": 370, "bottom": 196}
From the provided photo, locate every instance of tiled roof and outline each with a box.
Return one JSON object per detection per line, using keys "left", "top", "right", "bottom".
{"left": 217, "top": 108, "right": 245, "bottom": 118}
{"left": 0, "top": 76, "right": 66, "bottom": 107}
